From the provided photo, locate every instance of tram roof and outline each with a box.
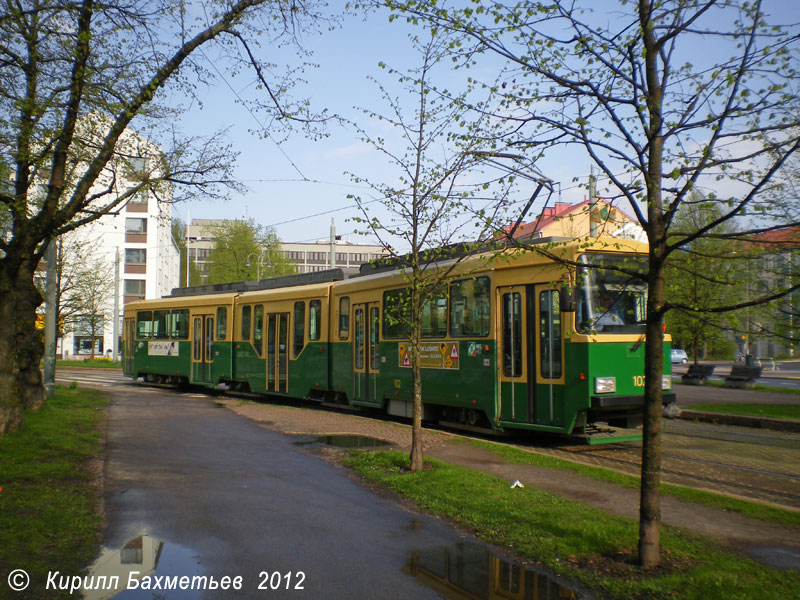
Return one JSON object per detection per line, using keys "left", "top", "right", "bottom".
{"left": 123, "top": 293, "right": 240, "bottom": 312}
{"left": 237, "top": 280, "right": 336, "bottom": 302}
{"left": 334, "top": 236, "right": 649, "bottom": 293}
{"left": 167, "top": 268, "right": 348, "bottom": 298}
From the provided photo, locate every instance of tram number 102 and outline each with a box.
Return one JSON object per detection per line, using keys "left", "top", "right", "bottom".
{"left": 632, "top": 375, "right": 645, "bottom": 387}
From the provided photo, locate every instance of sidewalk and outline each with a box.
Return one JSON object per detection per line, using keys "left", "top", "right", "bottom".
{"left": 672, "top": 373, "right": 800, "bottom": 432}
{"left": 676, "top": 359, "right": 800, "bottom": 380}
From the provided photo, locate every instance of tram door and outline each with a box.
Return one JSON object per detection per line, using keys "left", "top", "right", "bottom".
{"left": 353, "top": 302, "right": 380, "bottom": 403}
{"left": 123, "top": 317, "right": 135, "bottom": 376}
{"left": 266, "top": 313, "right": 289, "bottom": 393}
{"left": 497, "top": 285, "right": 564, "bottom": 425}
{"left": 192, "top": 314, "right": 214, "bottom": 384}
{"left": 533, "top": 284, "right": 564, "bottom": 426}
{"left": 497, "top": 286, "right": 530, "bottom": 422}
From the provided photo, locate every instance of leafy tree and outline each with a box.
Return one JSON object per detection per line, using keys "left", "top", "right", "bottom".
{"left": 348, "top": 29, "right": 526, "bottom": 471}
{"left": 0, "top": 0, "right": 328, "bottom": 434}
{"left": 665, "top": 194, "right": 741, "bottom": 361}
{"left": 389, "top": 0, "right": 800, "bottom": 567}
{"left": 206, "top": 219, "right": 295, "bottom": 284}
{"left": 63, "top": 255, "right": 115, "bottom": 358}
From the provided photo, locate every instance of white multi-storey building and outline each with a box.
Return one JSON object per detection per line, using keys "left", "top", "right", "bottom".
{"left": 57, "top": 131, "right": 180, "bottom": 359}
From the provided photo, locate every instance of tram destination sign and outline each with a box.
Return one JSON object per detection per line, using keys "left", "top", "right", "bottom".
{"left": 148, "top": 341, "right": 179, "bottom": 356}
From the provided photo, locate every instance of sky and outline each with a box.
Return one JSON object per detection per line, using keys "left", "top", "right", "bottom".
{"left": 168, "top": 1, "right": 800, "bottom": 249}
{"left": 170, "top": 4, "right": 574, "bottom": 249}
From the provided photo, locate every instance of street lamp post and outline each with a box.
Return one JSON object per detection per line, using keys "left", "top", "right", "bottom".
{"left": 246, "top": 248, "right": 270, "bottom": 281}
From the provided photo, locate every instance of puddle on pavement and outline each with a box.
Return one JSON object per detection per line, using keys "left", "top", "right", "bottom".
{"left": 293, "top": 435, "right": 390, "bottom": 448}
{"left": 83, "top": 534, "right": 203, "bottom": 599}
{"left": 745, "top": 545, "right": 800, "bottom": 570}
{"left": 405, "top": 542, "right": 588, "bottom": 599}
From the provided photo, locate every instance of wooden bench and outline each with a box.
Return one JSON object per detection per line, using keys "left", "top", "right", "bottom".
{"left": 724, "top": 365, "right": 763, "bottom": 389}
{"left": 681, "top": 363, "right": 715, "bottom": 385}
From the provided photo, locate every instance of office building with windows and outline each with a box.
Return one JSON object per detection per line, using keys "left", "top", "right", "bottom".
{"left": 186, "top": 219, "right": 387, "bottom": 280}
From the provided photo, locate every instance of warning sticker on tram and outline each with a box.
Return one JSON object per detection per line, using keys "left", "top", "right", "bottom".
{"left": 398, "top": 342, "right": 459, "bottom": 370}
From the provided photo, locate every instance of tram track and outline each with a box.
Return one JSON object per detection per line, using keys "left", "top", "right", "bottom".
{"left": 294, "top": 391, "right": 800, "bottom": 509}
{"left": 130, "top": 375, "right": 800, "bottom": 509}
{"left": 663, "top": 419, "right": 800, "bottom": 449}
{"left": 528, "top": 439, "right": 800, "bottom": 508}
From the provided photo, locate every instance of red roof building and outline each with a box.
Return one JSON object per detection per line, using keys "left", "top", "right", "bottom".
{"left": 502, "top": 199, "right": 644, "bottom": 241}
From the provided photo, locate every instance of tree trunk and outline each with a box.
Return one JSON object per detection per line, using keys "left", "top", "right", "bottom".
{"left": 0, "top": 259, "right": 45, "bottom": 434}
{"left": 639, "top": 245, "right": 667, "bottom": 568}
{"left": 638, "top": 0, "right": 667, "bottom": 567}
{"left": 0, "top": 269, "right": 23, "bottom": 435}
{"left": 639, "top": 315, "right": 664, "bottom": 567}
{"left": 409, "top": 321, "right": 424, "bottom": 472}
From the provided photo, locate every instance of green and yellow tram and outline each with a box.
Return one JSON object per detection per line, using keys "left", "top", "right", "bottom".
{"left": 123, "top": 237, "right": 675, "bottom": 441}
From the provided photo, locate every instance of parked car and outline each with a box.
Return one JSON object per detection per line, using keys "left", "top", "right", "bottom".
{"left": 670, "top": 348, "right": 689, "bottom": 364}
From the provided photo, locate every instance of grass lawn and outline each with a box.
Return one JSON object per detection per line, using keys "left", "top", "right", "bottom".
{"left": 56, "top": 358, "right": 121, "bottom": 369}
{"left": 344, "top": 450, "right": 800, "bottom": 600}
{"left": 0, "top": 386, "right": 107, "bottom": 599}
{"left": 468, "top": 439, "right": 800, "bottom": 527}
{"left": 689, "top": 403, "right": 800, "bottom": 420}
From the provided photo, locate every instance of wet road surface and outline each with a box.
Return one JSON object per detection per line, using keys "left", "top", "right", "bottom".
{"left": 92, "top": 376, "right": 584, "bottom": 599}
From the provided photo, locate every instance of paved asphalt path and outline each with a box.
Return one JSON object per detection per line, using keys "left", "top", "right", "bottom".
{"left": 98, "top": 379, "right": 483, "bottom": 599}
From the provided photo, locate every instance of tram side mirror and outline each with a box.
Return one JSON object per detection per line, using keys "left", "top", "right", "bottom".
{"left": 560, "top": 285, "right": 575, "bottom": 312}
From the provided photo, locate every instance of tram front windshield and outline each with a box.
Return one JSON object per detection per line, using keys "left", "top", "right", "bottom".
{"left": 576, "top": 254, "right": 647, "bottom": 334}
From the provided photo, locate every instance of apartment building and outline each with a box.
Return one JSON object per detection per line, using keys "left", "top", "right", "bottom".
{"left": 56, "top": 135, "right": 180, "bottom": 358}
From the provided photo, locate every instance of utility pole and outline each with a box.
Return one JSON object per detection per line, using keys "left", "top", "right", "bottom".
{"left": 589, "top": 165, "right": 597, "bottom": 238}
{"left": 43, "top": 238, "right": 58, "bottom": 398}
{"left": 185, "top": 210, "right": 191, "bottom": 287}
{"left": 112, "top": 247, "right": 120, "bottom": 362}
{"left": 329, "top": 218, "right": 336, "bottom": 269}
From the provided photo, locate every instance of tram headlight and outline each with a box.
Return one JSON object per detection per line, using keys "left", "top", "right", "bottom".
{"left": 594, "top": 377, "right": 616, "bottom": 394}
{"left": 662, "top": 375, "right": 672, "bottom": 390}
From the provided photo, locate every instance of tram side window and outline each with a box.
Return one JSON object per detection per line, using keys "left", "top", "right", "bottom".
{"left": 152, "top": 310, "right": 170, "bottom": 339}
{"left": 253, "top": 305, "right": 264, "bottom": 355}
{"left": 309, "top": 299, "right": 322, "bottom": 341}
{"left": 136, "top": 311, "right": 153, "bottom": 339}
{"left": 241, "top": 306, "right": 251, "bottom": 341}
{"left": 421, "top": 293, "right": 447, "bottom": 338}
{"left": 171, "top": 309, "right": 189, "bottom": 339}
{"left": 193, "top": 317, "right": 202, "bottom": 361}
{"left": 293, "top": 301, "right": 305, "bottom": 358}
{"left": 540, "top": 290, "right": 562, "bottom": 378}
{"left": 216, "top": 307, "right": 227, "bottom": 340}
{"left": 450, "top": 276, "right": 490, "bottom": 337}
{"left": 338, "top": 297, "right": 350, "bottom": 340}
{"left": 383, "top": 288, "right": 411, "bottom": 339}
{"left": 354, "top": 308, "right": 364, "bottom": 370}
{"left": 502, "top": 293, "right": 522, "bottom": 377}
